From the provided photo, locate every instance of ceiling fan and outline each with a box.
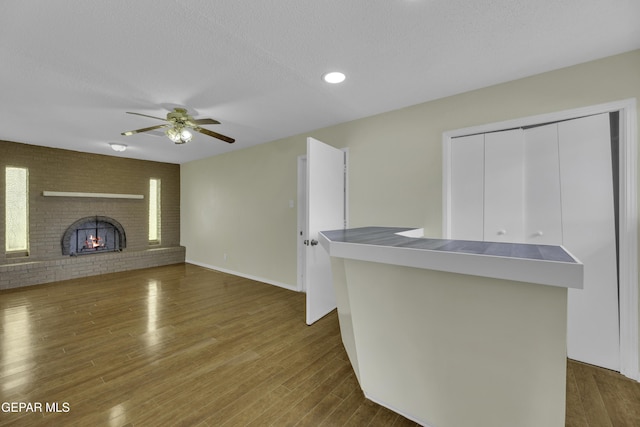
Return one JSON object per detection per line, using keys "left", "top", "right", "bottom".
{"left": 121, "top": 108, "right": 235, "bottom": 144}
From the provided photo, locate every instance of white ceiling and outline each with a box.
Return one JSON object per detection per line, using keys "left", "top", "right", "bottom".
{"left": 1, "top": 0, "right": 639, "bottom": 164}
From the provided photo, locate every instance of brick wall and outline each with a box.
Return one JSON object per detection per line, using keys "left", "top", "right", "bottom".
{"left": 0, "top": 140, "right": 185, "bottom": 289}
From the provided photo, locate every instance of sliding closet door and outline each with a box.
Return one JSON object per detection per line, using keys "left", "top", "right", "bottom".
{"left": 559, "top": 113, "right": 619, "bottom": 371}
{"left": 523, "top": 124, "right": 562, "bottom": 245}
{"left": 447, "top": 114, "right": 620, "bottom": 371}
{"left": 484, "top": 129, "right": 524, "bottom": 243}
{"left": 449, "top": 134, "right": 485, "bottom": 241}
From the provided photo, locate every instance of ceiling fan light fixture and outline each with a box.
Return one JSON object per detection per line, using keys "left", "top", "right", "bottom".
{"left": 166, "top": 127, "right": 192, "bottom": 144}
{"left": 166, "top": 127, "right": 179, "bottom": 142}
{"left": 109, "top": 143, "right": 127, "bottom": 152}
{"left": 178, "top": 129, "right": 193, "bottom": 144}
{"left": 322, "top": 71, "right": 346, "bottom": 84}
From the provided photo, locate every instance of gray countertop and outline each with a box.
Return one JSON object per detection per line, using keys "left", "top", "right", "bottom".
{"left": 320, "top": 226, "right": 578, "bottom": 263}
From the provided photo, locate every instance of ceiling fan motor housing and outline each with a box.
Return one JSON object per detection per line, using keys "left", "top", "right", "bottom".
{"left": 167, "top": 108, "right": 194, "bottom": 126}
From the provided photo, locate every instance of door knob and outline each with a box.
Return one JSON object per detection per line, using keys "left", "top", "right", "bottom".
{"left": 310, "top": 239, "right": 318, "bottom": 246}
{"left": 497, "top": 229, "right": 507, "bottom": 235}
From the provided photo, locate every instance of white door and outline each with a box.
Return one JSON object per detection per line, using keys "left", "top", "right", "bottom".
{"left": 297, "top": 156, "right": 307, "bottom": 292}
{"left": 305, "top": 137, "right": 345, "bottom": 325}
{"left": 484, "top": 129, "right": 525, "bottom": 243}
{"left": 449, "top": 134, "right": 485, "bottom": 241}
{"left": 523, "top": 124, "right": 563, "bottom": 245}
{"left": 559, "top": 114, "right": 620, "bottom": 371}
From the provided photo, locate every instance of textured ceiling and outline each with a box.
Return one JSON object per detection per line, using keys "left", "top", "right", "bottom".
{"left": 1, "top": 0, "right": 639, "bottom": 164}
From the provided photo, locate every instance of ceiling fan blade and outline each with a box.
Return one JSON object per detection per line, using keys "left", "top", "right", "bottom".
{"left": 194, "top": 127, "right": 235, "bottom": 143}
{"left": 125, "top": 111, "right": 167, "bottom": 121}
{"left": 192, "top": 118, "right": 220, "bottom": 125}
{"left": 121, "top": 124, "right": 170, "bottom": 136}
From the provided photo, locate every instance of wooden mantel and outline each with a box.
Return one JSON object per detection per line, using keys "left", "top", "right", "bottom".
{"left": 42, "top": 191, "right": 144, "bottom": 199}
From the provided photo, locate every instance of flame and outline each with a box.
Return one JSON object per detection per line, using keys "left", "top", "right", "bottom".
{"left": 86, "top": 234, "right": 104, "bottom": 249}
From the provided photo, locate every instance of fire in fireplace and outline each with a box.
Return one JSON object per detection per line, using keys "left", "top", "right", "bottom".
{"left": 76, "top": 224, "right": 115, "bottom": 253}
{"left": 62, "top": 216, "right": 126, "bottom": 256}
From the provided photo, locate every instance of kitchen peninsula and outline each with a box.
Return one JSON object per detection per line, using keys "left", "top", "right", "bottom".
{"left": 318, "top": 227, "right": 583, "bottom": 427}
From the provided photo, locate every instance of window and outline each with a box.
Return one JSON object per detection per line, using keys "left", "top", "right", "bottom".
{"left": 5, "top": 167, "right": 28, "bottom": 253}
{"left": 149, "top": 178, "right": 161, "bottom": 243}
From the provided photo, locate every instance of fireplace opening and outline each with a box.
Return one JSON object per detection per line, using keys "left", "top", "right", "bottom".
{"left": 74, "top": 223, "right": 117, "bottom": 254}
{"left": 62, "top": 216, "right": 126, "bottom": 256}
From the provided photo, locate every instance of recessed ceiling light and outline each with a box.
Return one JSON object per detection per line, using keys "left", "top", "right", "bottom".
{"left": 109, "top": 143, "right": 127, "bottom": 152}
{"left": 322, "top": 71, "right": 346, "bottom": 84}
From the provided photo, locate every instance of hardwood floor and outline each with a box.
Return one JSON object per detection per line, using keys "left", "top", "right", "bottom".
{"left": 566, "top": 359, "right": 640, "bottom": 427}
{"left": 0, "top": 263, "right": 638, "bottom": 426}
{"left": 0, "top": 264, "right": 418, "bottom": 426}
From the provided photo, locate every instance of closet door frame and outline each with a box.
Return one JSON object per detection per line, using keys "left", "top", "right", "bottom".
{"left": 442, "top": 98, "right": 639, "bottom": 381}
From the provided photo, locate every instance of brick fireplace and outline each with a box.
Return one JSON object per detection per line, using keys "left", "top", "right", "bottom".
{"left": 0, "top": 140, "right": 186, "bottom": 290}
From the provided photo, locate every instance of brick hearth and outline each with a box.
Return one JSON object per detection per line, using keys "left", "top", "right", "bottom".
{"left": 0, "top": 247, "right": 185, "bottom": 290}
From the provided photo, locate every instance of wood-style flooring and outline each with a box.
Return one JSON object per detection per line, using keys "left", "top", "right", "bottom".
{"left": 0, "top": 263, "right": 638, "bottom": 426}
{"left": 566, "top": 359, "right": 640, "bottom": 426}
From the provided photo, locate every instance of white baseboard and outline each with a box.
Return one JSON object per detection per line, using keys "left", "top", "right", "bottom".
{"left": 185, "top": 259, "right": 299, "bottom": 292}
